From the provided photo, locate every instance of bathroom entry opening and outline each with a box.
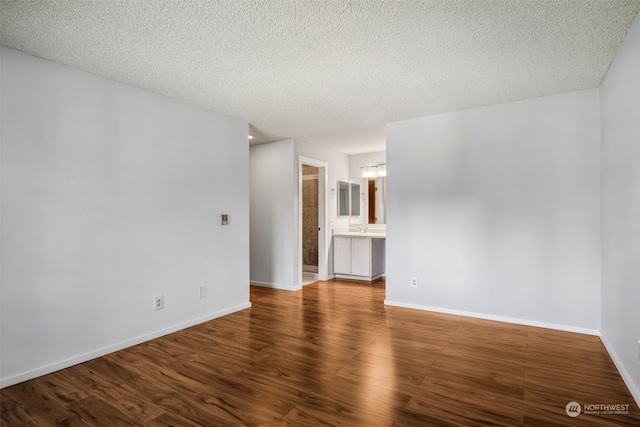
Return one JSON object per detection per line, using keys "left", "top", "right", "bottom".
{"left": 298, "top": 156, "right": 328, "bottom": 287}
{"left": 302, "top": 164, "right": 319, "bottom": 277}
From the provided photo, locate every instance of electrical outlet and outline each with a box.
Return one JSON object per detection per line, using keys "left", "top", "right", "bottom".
{"left": 410, "top": 277, "right": 418, "bottom": 288}
{"left": 154, "top": 295, "right": 164, "bottom": 311}
{"left": 199, "top": 285, "right": 206, "bottom": 298}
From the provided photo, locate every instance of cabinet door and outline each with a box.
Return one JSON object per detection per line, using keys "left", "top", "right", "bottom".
{"left": 350, "top": 238, "right": 371, "bottom": 277}
{"left": 371, "top": 238, "right": 385, "bottom": 277}
{"left": 334, "top": 236, "right": 352, "bottom": 274}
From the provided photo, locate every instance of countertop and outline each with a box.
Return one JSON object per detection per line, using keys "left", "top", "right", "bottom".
{"left": 333, "top": 230, "right": 386, "bottom": 238}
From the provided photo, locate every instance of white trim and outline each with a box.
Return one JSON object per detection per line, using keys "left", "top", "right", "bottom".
{"left": 383, "top": 300, "right": 600, "bottom": 336}
{"left": 0, "top": 302, "right": 251, "bottom": 389}
{"left": 599, "top": 334, "right": 640, "bottom": 407}
{"left": 251, "top": 281, "right": 302, "bottom": 291}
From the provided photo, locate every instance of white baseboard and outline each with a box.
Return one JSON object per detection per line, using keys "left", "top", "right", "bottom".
{"left": 0, "top": 302, "right": 251, "bottom": 389}
{"left": 383, "top": 300, "right": 600, "bottom": 336}
{"left": 599, "top": 334, "right": 640, "bottom": 407}
{"left": 250, "top": 281, "right": 301, "bottom": 291}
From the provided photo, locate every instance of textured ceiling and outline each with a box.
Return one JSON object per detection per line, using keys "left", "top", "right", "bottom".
{"left": 1, "top": 1, "right": 639, "bottom": 154}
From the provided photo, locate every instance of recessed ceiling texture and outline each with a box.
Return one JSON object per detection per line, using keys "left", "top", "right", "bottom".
{"left": 1, "top": 1, "right": 639, "bottom": 154}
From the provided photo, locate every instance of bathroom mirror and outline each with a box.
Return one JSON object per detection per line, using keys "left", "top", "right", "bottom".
{"left": 349, "top": 177, "right": 386, "bottom": 225}
{"left": 350, "top": 183, "right": 360, "bottom": 216}
{"left": 338, "top": 181, "right": 349, "bottom": 216}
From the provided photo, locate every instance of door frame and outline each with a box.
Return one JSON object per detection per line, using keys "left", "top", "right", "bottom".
{"left": 298, "top": 156, "right": 328, "bottom": 287}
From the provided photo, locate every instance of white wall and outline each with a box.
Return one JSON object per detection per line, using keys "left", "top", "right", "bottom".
{"left": 600, "top": 12, "right": 640, "bottom": 403}
{"left": 386, "top": 89, "right": 601, "bottom": 332}
{"left": 250, "top": 139, "right": 349, "bottom": 289}
{"left": 249, "top": 139, "right": 296, "bottom": 289}
{"left": 0, "top": 48, "right": 250, "bottom": 388}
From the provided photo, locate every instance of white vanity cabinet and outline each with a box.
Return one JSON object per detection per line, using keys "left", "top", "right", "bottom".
{"left": 333, "top": 235, "right": 385, "bottom": 280}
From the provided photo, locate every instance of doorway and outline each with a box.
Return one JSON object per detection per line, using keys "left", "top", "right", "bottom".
{"left": 302, "top": 165, "right": 319, "bottom": 283}
{"left": 298, "top": 156, "right": 328, "bottom": 287}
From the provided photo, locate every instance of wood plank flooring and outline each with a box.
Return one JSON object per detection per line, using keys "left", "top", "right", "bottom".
{"left": 2, "top": 280, "right": 639, "bottom": 426}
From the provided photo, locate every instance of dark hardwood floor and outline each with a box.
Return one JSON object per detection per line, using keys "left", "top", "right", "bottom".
{"left": 2, "top": 280, "right": 639, "bottom": 426}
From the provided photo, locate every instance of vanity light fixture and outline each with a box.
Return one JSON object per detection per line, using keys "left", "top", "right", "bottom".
{"left": 361, "top": 164, "right": 387, "bottom": 178}
{"left": 361, "top": 166, "right": 378, "bottom": 178}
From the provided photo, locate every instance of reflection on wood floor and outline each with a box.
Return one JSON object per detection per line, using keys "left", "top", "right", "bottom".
{"left": 2, "top": 280, "right": 639, "bottom": 426}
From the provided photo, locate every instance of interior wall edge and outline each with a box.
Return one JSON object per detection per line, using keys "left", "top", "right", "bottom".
{"left": 0, "top": 302, "right": 251, "bottom": 390}
{"left": 600, "top": 334, "right": 640, "bottom": 407}
{"left": 383, "top": 299, "right": 600, "bottom": 336}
